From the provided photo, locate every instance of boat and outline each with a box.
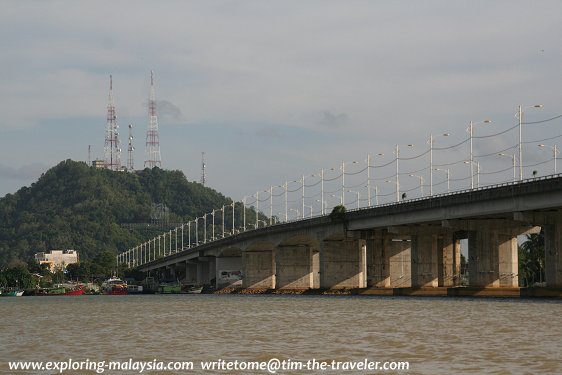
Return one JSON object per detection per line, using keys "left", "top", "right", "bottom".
{"left": 36, "top": 284, "right": 85, "bottom": 296}
{"left": 127, "top": 284, "right": 144, "bottom": 294}
{"left": 101, "top": 277, "right": 128, "bottom": 295}
{"left": 36, "top": 286, "right": 66, "bottom": 296}
{"left": 182, "top": 284, "right": 203, "bottom": 294}
{"left": 157, "top": 282, "right": 181, "bottom": 294}
{"left": 1, "top": 289, "right": 24, "bottom": 297}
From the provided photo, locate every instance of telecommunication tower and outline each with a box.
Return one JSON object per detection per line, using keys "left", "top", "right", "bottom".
{"left": 145, "top": 70, "right": 162, "bottom": 168}
{"left": 127, "top": 124, "right": 134, "bottom": 171}
{"left": 104, "top": 75, "right": 121, "bottom": 170}
{"left": 200, "top": 152, "right": 206, "bottom": 186}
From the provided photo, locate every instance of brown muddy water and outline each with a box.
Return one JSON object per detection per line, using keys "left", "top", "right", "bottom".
{"left": 1, "top": 295, "right": 560, "bottom": 374}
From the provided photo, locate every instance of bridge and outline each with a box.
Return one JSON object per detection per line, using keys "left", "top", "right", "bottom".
{"left": 118, "top": 175, "right": 562, "bottom": 293}
{"left": 118, "top": 110, "right": 562, "bottom": 294}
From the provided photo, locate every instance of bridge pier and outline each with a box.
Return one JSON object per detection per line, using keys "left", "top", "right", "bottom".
{"left": 196, "top": 256, "right": 216, "bottom": 285}
{"left": 320, "top": 237, "right": 367, "bottom": 289}
{"left": 438, "top": 233, "right": 461, "bottom": 287}
{"left": 366, "top": 230, "right": 390, "bottom": 287}
{"left": 411, "top": 234, "right": 439, "bottom": 287}
{"left": 274, "top": 244, "right": 319, "bottom": 289}
{"left": 242, "top": 249, "right": 276, "bottom": 289}
{"left": 468, "top": 230, "right": 518, "bottom": 287}
{"left": 185, "top": 260, "right": 198, "bottom": 284}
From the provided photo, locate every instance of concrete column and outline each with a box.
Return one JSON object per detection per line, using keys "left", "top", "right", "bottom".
{"left": 411, "top": 234, "right": 439, "bottom": 287}
{"left": 196, "top": 262, "right": 209, "bottom": 285}
{"left": 468, "top": 230, "right": 518, "bottom": 287}
{"left": 438, "top": 233, "right": 461, "bottom": 287}
{"left": 389, "top": 240, "right": 411, "bottom": 287}
{"left": 367, "top": 232, "right": 391, "bottom": 287}
{"left": 185, "top": 261, "right": 197, "bottom": 284}
{"left": 275, "top": 245, "right": 318, "bottom": 289}
{"left": 320, "top": 238, "right": 367, "bottom": 289}
{"left": 242, "top": 250, "right": 276, "bottom": 289}
{"left": 544, "top": 223, "right": 562, "bottom": 288}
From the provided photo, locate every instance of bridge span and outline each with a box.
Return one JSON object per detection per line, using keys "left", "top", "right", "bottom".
{"left": 124, "top": 175, "right": 562, "bottom": 292}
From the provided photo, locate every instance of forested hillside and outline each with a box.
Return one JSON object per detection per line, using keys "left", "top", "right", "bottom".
{"left": 0, "top": 160, "right": 248, "bottom": 267}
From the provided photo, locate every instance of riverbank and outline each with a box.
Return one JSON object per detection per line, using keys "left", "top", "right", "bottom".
{"left": 212, "top": 286, "right": 562, "bottom": 298}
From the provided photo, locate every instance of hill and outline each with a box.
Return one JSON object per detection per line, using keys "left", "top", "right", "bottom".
{"left": 0, "top": 159, "right": 250, "bottom": 267}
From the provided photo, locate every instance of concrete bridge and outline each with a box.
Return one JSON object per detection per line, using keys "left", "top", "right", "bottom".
{"left": 127, "top": 175, "right": 562, "bottom": 293}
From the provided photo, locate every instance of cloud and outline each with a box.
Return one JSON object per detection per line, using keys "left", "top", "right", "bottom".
{"left": 156, "top": 100, "right": 183, "bottom": 122}
{"left": 317, "top": 111, "right": 349, "bottom": 129}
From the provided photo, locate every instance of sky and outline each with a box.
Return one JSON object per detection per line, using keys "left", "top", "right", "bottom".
{"left": 1, "top": 1, "right": 561, "bottom": 213}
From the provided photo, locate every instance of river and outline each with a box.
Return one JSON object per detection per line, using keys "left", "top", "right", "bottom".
{"left": 1, "top": 295, "right": 560, "bottom": 374}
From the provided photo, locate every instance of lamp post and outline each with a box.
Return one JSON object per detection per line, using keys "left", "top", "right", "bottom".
{"left": 394, "top": 144, "right": 413, "bottom": 203}
{"left": 498, "top": 153, "right": 517, "bottom": 182}
{"left": 464, "top": 161, "right": 480, "bottom": 188}
{"left": 433, "top": 168, "right": 450, "bottom": 192}
{"left": 347, "top": 190, "right": 360, "bottom": 209}
{"left": 468, "top": 120, "right": 492, "bottom": 189}
{"left": 518, "top": 104, "right": 543, "bottom": 180}
{"left": 538, "top": 144, "right": 558, "bottom": 174}
{"left": 409, "top": 174, "right": 424, "bottom": 197}
{"left": 429, "top": 133, "right": 449, "bottom": 196}
{"left": 304, "top": 204, "right": 313, "bottom": 217}
{"left": 366, "top": 153, "right": 384, "bottom": 206}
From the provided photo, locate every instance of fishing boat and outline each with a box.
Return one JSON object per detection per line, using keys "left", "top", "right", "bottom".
{"left": 157, "top": 282, "right": 181, "bottom": 294}
{"left": 101, "top": 277, "right": 128, "bottom": 295}
{"left": 1, "top": 289, "right": 24, "bottom": 297}
{"left": 36, "top": 284, "right": 85, "bottom": 296}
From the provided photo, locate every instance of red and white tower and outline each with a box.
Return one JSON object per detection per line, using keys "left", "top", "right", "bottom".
{"left": 145, "top": 70, "right": 162, "bottom": 168}
{"left": 104, "top": 75, "right": 121, "bottom": 170}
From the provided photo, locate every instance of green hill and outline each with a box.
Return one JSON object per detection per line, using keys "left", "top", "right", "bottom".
{"left": 0, "top": 159, "right": 252, "bottom": 267}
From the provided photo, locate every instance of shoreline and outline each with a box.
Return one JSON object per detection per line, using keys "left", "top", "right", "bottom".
{"left": 211, "top": 286, "right": 562, "bottom": 299}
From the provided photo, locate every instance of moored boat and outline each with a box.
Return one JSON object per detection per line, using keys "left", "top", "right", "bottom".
{"left": 1, "top": 289, "right": 24, "bottom": 297}
{"left": 158, "top": 282, "right": 181, "bottom": 294}
{"left": 101, "top": 277, "right": 128, "bottom": 295}
{"left": 36, "top": 284, "right": 85, "bottom": 296}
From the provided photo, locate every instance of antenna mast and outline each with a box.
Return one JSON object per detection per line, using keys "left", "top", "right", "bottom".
{"left": 145, "top": 70, "right": 162, "bottom": 168}
{"left": 127, "top": 124, "right": 134, "bottom": 171}
{"left": 201, "top": 152, "right": 206, "bottom": 186}
{"left": 104, "top": 75, "right": 121, "bottom": 170}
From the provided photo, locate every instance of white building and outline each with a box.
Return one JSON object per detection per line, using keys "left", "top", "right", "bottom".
{"left": 34, "top": 250, "right": 79, "bottom": 272}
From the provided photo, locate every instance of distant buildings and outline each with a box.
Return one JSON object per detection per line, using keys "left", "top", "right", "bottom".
{"left": 34, "top": 250, "right": 79, "bottom": 272}
{"left": 92, "top": 159, "right": 105, "bottom": 169}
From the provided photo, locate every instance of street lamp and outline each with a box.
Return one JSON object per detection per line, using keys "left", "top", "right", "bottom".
{"left": 433, "top": 168, "right": 450, "bottom": 193}
{"left": 303, "top": 204, "right": 313, "bottom": 217}
{"left": 538, "top": 144, "right": 559, "bottom": 174}
{"left": 498, "top": 153, "right": 517, "bottom": 182}
{"left": 366, "top": 153, "right": 384, "bottom": 206}
{"left": 341, "top": 160, "right": 358, "bottom": 206}
{"left": 518, "top": 104, "right": 543, "bottom": 180}
{"left": 464, "top": 161, "right": 481, "bottom": 188}
{"left": 467, "top": 120, "right": 492, "bottom": 189}
{"left": 429, "top": 133, "right": 449, "bottom": 196}
{"left": 394, "top": 144, "right": 414, "bottom": 203}
{"left": 408, "top": 174, "right": 424, "bottom": 197}
{"left": 347, "top": 190, "right": 360, "bottom": 209}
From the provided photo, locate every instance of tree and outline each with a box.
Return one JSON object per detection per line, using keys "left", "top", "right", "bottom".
{"left": 519, "top": 230, "right": 545, "bottom": 287}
